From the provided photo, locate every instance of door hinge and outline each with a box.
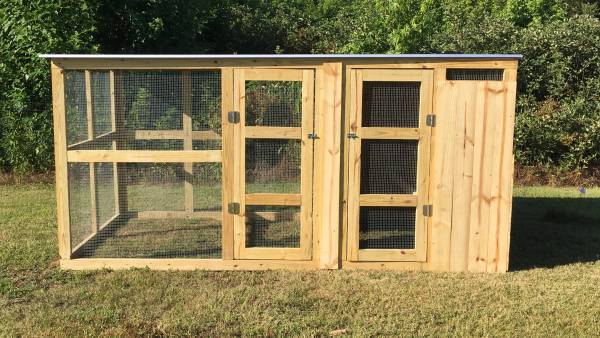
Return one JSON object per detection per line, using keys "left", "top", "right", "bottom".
{"left": 347, "top": 132, "right": 358, "bottom": 139}
{"left": 423, "top": 204, "right": 433, "bottom": 217}
{"left": 228, "top": 202, "right": 240, "bottom": 214}
{"left": 307, "top": 132, "right": 318, "bottom": 140}
{"left": 426, "top": 114, "right": 436, "bottom": 127}
{"left": 228, "top": 111, "right": 240, "bottom": 124}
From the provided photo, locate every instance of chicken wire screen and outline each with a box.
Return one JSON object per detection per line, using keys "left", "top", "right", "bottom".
{"left": 245, "top": 206, "right": 301, "bottom": 248}
{"left": 359, "top": 207, "right": 416, "bottom": 249}
{"left": 245, "top": 139, "right": 301, "bottom": 194}
{"left": 362, "top": 81, "right": 420, "bottom": 128}
{"left": 360, "top": 140, "right": 418, "bottom": 195}
{"left": 245, "top": 81, "right": 302, "bottom": 127}
{"left": 70, "top": 162, "right": 222, "bottom": 259}
{"left": 63, "top": 70, "right": 221, "bottom": 151}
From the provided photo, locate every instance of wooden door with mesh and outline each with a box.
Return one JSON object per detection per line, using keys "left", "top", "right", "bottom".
{"left": 233, "top": 69, "right": 314, "bottom": 260}
{"left": 347, "top": 69, "right": 433, "bottom": 262}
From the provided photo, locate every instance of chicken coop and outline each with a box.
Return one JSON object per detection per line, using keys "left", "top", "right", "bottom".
{"left": 43, "top": 54, "right": 520, "bottom": 272}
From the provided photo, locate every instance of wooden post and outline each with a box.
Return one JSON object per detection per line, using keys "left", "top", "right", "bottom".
{"left": 85, "top": 70, "right": 98, "bottom": 232}
{"left": 52, "top": 62, "right": 71, "bottom": 258}
{"left": 112, "top": 71, "right": 129, "bottom": 214}
{"left": 182, "top": 71, "right": 194, "bottom": 213}
{"left": 315, "top": 62, "right": 343, "bottom": 269}
{"left": 221, "top": 68, "right": 235, "bottom": 260}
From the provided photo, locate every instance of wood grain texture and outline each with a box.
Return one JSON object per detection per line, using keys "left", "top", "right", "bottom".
{"left": 67, "top": 150, "right": 221, "bottom": 163}
{"left": 51, "top": 63, "right": 71, "bottom": 258}
{"left": 221, "top": 67, "right": 235, "bottom": 260}
{"left": 317, "top": 62, "right": 343, "bottom": 268}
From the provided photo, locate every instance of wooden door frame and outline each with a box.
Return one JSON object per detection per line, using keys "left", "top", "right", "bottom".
{"left": 232, "top": 68, "right": 315, "bottom": 260}
{"left": 346, "top": 68, "right": 433, "bottom": 262}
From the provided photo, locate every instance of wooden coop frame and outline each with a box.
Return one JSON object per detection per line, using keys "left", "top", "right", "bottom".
{"left": 42, "top": 54, "right": 521, "bottom": 272}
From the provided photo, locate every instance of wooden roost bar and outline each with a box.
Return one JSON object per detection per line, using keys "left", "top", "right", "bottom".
{"left": 43, "top": 54, "right": 521, "bottom": 272}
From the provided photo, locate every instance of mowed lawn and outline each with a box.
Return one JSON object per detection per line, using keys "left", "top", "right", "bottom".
{"left": 1, "top": 184, "right": 599, "bottom": 336}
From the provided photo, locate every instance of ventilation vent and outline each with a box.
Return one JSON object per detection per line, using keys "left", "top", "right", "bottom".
{"left": 446, "top": 69, "right": 504, "bottom": 81}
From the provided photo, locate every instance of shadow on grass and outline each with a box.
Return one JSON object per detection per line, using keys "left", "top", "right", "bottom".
{"left": 509, "top": 196, "right": 600, "bottom": 270}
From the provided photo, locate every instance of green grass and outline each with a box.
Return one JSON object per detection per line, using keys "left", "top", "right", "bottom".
{"left": 1, "top": 184, "right": 600, "bottom": 336}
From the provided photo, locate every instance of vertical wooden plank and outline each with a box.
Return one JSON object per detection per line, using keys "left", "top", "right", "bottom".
{"left": 232, "top": 69, "right": 245, "bottom": 258}
{"left": 448, "top": 82, "right": 476, "bottom": 271}
{"left": 109, "top": 71, "right": 120, "bottom": 215}
{"left": 221, "top": 67, "right": 235, "bottom": 260}
{"left": 496, "top": 66, "right": 517, "bottom": 272}
{"left": 85, "top": 70, "right": 98, "bottom": 232}
{"left": 52, "top": 62, "right": 71, "bottom": 258}
{"left": 312, "top": 66, "right": 324, "bottom": 262}
{"left": 317, "top": 62, "right": 343, "bottom": 269}
{"left": 182, "top": 71, "right": 194, "bottom": 213}
{"left": 486, "top": 80, "right": 508, "bottom": 272}
{"left": 415, "top": 70, "right": 433, "bottom": 261}
{"left": 300, "top": 69, "right": 315, "bottom": 258}
{"left": 346, "top": 69, "right": 362, "bottom": 262}
{"left": 340, "top": 65, "right": 352, "bottom": 262}
{"left": 429, "top": 68, "right": 453, "bottom": 271}
{"left": 468, "top": 82, "right": 496, "bottom": 272}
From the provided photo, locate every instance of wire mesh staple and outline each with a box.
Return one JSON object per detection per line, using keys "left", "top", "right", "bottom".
{"left": 362, "top": 81, "right": 420, "bottom": 128}
{"left": 359, "top": 207, "right": 416, "bottom": 249}
{"left": 360, "top": 140, "right": 418, "bottom": 194}
{"left": 245, "top": 81, "right": 302, "bottom": 127}
{"left": 245, "top": 206, "right": 301, "bottom": 248}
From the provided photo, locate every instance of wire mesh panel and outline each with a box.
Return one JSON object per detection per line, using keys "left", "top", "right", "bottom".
{"left": 245, "top": 81, "right": 302, "bottom": 127}
{"left": 95, "top": 162, "right": 116, "bottom": 226}
{"left": 64, "top": 70, "right": 87, "bottom": 146}
{"left": 245, "top": 139, "right": 301, "bottom": 194}
{"left": 192, "top": 163, "right": 222, "bottom": 212}
{"left": 245, "top": 206, "right": 301, "bottom": 248}
{"left": 446, "top": 69, "right": 504, "bottom": 81}
{"left": 74, "top": 162, "right": 222, "bottom": 259}
{"left": 360, "top": 140, "right": 418, "bottom": 194}
{"left": 67, "top": 163, "right": 92, "bottom": 248}
{"left": 191, "top": 71, "right": 222, "bottom": 150}
{"left": 359, "top": 207, "right": 416, "bottom": 249}
{"left": 91, "top": 71, "right": 112, "bottom": 137}
{"left": 124, "top": 163, "right": 185, "bottom": 212}
{"left": 362, "top": 81, "right": 420, "bottom": 128}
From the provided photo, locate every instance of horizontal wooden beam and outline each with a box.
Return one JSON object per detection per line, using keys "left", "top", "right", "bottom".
{"left": 67, "top": 150, "right": 221, "bottom": 163}
{"left": 245, "top": 126, "right": 302, "bottom": 139}
{"left": 134, "top": 130, "right": 221, "bottom": 141}
{"left": 135, "top": 210, "right": 221, "bottom": 221}
{"left": 60, "top": 258, "right": 318, "bottom": 270}
{"left": 245, "top": 193, "right": 302, "bottom": 206}
{"left": 359, "top": 194, "right": 418, "bottom": 207}
{"left": 361, "top": 128, "right": 420, "bottom": 140}
{"left": 243, "top": 68, "right": 304, "bottom": 81}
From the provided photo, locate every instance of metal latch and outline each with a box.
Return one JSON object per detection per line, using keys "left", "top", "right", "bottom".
{"left": 307, "top": 132, "right": 318, "bottom": 140}
{"left": 228, "top": 111, "right": 240, "bottom": 124}
{"left": 228, "top": 202, "right": 240, "bottom": 214}
{"left": 426, "top": 114, "right": 436, "bottom": 127}
{"left": 423, "top": 205, "right": 433, "bottom": 217}
{"left": 347, "top": 132, "right": 358, "bottom": 139}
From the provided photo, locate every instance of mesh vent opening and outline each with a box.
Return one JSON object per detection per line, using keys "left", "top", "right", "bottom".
{"left": 446, "top": 69, "right": 504, "bottom": 81}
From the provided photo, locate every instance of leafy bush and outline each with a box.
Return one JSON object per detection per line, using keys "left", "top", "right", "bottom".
{"left": 0, "top": 0, "right": 96, "bottom": 172}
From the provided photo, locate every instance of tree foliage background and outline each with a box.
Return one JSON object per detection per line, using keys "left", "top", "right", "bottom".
{"left": 1, "top": 0, "right": 599, "bottom": 174}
